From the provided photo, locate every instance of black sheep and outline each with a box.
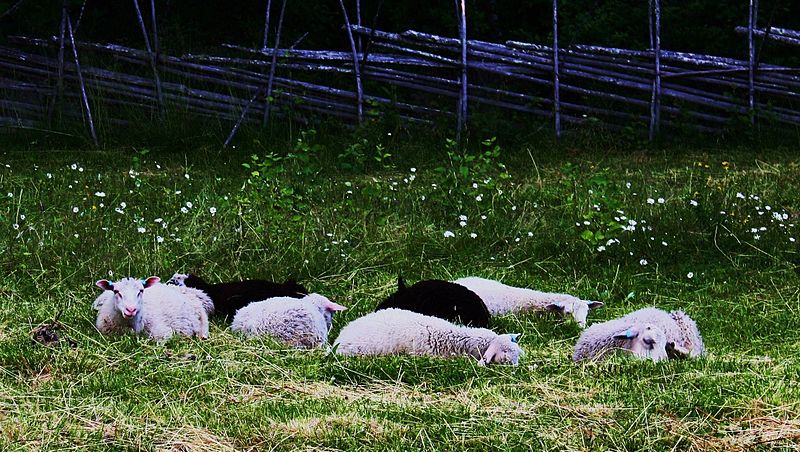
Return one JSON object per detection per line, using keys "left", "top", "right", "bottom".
{"left": 168, "top": 273, "right": 308, "bottom": 318}
{"left": 375, "top": 278, "right": 491, "bottom": 327}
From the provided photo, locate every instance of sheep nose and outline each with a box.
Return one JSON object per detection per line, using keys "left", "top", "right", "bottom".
{"left": 124, "top": 307, "right": 137, "bottom": 316}
{"left": 643, "top": 337, "right": 656, "bottom": 346}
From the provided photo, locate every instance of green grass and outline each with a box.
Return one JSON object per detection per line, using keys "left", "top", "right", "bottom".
{"left": 1, "top": 128, "right": 799, "bottom": 450}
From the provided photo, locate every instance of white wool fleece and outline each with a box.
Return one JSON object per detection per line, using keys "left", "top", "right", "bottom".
{"left": 333, "top": 308, "right": 522, "bottom": 366}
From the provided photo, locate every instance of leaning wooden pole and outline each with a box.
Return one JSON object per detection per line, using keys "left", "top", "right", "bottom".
{"left": 66, "top": 14, "right": 98, "bottom": 145}
{"left": 338, "top": 0, "right": 364, "bottom": 124}
{"left": 224, "top": 88, "right": 264, "bottom": 148}
{"left": 648, "top": 0, "right": 661, "bottom": 141}
{"left": 455, "top": 0, "right": 467, "bottom": 142}
{"left": 553, "top": 0, "right": 561, "bottom": 139}
{"left": 132, "top": 0, "right": 164, "bottom": 114}
{"left": 262, "top": 0, "right": 286, "bottom": 126}
{"left": 748, "top": 0, "right": 758, "bottom": 126}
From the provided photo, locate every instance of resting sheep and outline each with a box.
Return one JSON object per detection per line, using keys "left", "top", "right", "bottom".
{"left": 573, "top": 307, "right": 704, "bottom": 362}
{"left": 616, "top": 307, "right": 705, "bottom": 358}
{"left": 374, "top": 277, "right": 491, "bottom": 327}
{"left": 167, "top": 273, "right": 307, "bottom": 318}
{"left": 230, "top": 293, "right": 347, "bottom": 348}
{"left": 452, "top": 276, "right": 603, "bottom": 328}
{"left": 93, "top": 277, "right": 209, "bottom": 341}
{"left": 333, "top": 308, "right": 523, "bottom": 366}
{"left": 573, "top": 321, "right": 668, "bottom": 362}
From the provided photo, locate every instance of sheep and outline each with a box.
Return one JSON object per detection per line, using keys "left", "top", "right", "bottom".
{"left": 374, "top": 277, "right": 491, "bottom": 327}
{"left": 573, "top": 320, "right": 669, "bottom": 362}
{"left": 616, "top": 307, "right": 705, "bottom": 359}
{"left": 572, "top": 307, "right": 704, "bottom": 362}
{"left": 93, "top": 276, "right": 209, "bottom": 341}
{"left": 452, "top": 276, "right": 603, "bottom": 328}
{"left": 166, "top": 273, "right": 307, "bottom": 318}
{"left": 230, "top": 293, "right": 347, "bottom": 348}
{"left": 333, "top": 308, "right": 523, "bottom": 366}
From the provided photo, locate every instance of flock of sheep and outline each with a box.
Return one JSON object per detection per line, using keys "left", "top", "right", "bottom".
{"left": 92, "top": 273, "right": 705, "bottom": 364}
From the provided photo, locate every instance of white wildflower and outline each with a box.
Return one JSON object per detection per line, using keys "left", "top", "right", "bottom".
{"left": 443, "top": 230, "right": 455, "bottom": 238}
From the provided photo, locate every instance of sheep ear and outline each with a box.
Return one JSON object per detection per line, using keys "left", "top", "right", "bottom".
{"left": 587, "top": 301, "right": 604, "bottom": 309}
{"left": 667, "top": 342, "right": 691, "bottom": 359}
{"left": 614, "top": 328, "right": 639, "bottom": 340}
{"left": 508, "top": 333, "right": 520, "bottom": 343}
{"left": 481, "top": 341, "right": 500, "bottom": 365}
{"left": 545, "top": 302, "right": 565, "bottom": 313}
{"left": 142, "top": 276, "right": 160, "bottom": 288}
{"left": 96, "top": 279, "right": 114, "bottom": 291}
{"left": 324, "top": 300, "right": 348, "bottom": 312}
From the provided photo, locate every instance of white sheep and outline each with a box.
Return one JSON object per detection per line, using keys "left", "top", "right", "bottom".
{"left": 230, "top": 293, "right": 347, "bottom": 348}
{"left": 93, "top": 276, "right": 209, "bottom": 341}
{"left": 616, "top": 307, "right": 705, "bottom": 358}
{"left": 572, "top": 306, "right": 705, "bottom": 362}
{"left": 94, "top": 274, "right": 213, "bottom": 315}
{"left": 333, "top": 308, "right": 523, "bottom": 366}
{"left": 573, "top": 320, "right": 669, "bottom": 362}
{"left": 452, "top": 276, "right": 603, "bottom": 327}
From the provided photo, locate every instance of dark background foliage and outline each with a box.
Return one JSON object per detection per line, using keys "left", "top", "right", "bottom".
{"left": 2, "top": 0, "right": 798, "bottom": 65}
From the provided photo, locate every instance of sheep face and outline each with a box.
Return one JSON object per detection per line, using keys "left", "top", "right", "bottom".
{"left": 480, "top": 334, "right": 523, "bottom": 366}
{"left": 308, "top": 293, "right": 347, "bottom": 330}
{"left": 166, "top": 273, "right": 189, "bottom": 286}
{"left": 614, "top": 324, "right": 668, "bottom": 362}
{"left": 96, "top": 276, "right": 160, "bottom": 319}
{"left": 547, "top": 298, "right": 604, "bottom": 328}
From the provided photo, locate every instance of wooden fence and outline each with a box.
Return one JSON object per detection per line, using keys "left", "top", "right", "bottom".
{"left": 0, "top": 0, "right": 798, "bottom": 145}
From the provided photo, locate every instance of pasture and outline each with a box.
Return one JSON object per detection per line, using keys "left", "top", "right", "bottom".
{"left": 1, "top": 129, "right": 799, "bottom": 450}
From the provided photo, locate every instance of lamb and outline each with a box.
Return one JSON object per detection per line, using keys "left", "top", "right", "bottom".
{"left": 374, "top": 277, "right": 491, "bottom": 327}
{"left": 93, "top": 276, "right": 209, "bottom": 341}
{"left": 572, "top": 307, "right": 704, "bottom": 362}
{"left": 166, "top": 273, "right": 308, "bottom": 318}
{"left": 230, "top": 293, "right": 347, "bottom": 348}
{"left": 333, "top": 308, "right": 523, "bottom": 366}
{"left": 616, "top": 307, "right": 705, "bottom": 358}
{"left": 452, "top": 276, "right": 603, "bottom": 328}
{"left": 573, "top": 320, "right": 669, "bottom": 362}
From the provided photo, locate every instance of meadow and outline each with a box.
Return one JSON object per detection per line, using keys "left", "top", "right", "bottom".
{"left": 1, "top": 124, "right": 799, "bottom": 450}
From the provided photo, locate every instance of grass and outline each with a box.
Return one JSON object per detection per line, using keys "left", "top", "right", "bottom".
{"left": 1, "top": 125, "right": 799, "bottom": 450}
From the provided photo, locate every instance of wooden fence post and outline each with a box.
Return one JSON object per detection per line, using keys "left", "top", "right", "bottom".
{"left": 338, "top": 0, "right": 364, "bottom": 125}
{"left": 553, "top": 0, "right": 561, "bottom": 139}
{"left": 263, "top": 0, "right": 287, "bottom": 126}
{"left": 648, "top": 0, "right": 661, "bottom": 141}
{"left": 66, "top": 13, "right": 98, "bottom": 145}
{"left": 132, "top": 0, "right": 164, "bottom": 114}
{"left": 748, "top": 0, "right": 759, "bottom": 126}
{"left": 455, "top": 0, "right": 467, "bottom": 142}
